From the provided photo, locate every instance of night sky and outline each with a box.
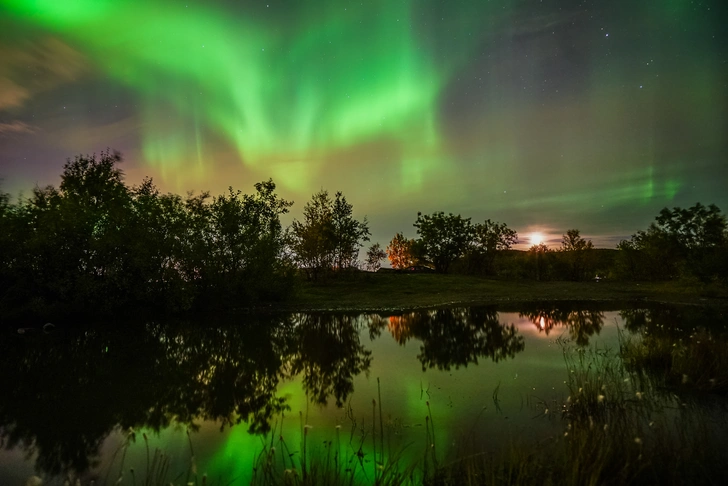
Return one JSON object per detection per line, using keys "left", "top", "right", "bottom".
{"left": 1, "top": 0, "right": 726, "bottom": 248}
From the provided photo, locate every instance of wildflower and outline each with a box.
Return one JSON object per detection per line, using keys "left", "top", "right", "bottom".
{"left": 578, "top": 387, "right": 583, "bottom": 394}
{"left": 682, "top": 374, "right": 688, "bottom": 384}
{"left": 598, "top": 394, "right": 605, "bottom": 403}
{"left": 634, "top": 437, "right": 642, "bottom": 445}
{"left": 564, "top": 432, "right": 569, "bottom": 437}
{"left": 25, "top": 476, "right": 43, "bottom": 486}
{"left": 649, "top": 421, "right": 654, "bottom": 427}
{"left": 603, "top": 424, "right": 608, "bottom": 432}
{"left": 635, "top": 392, "right": 643, "bottom": 400}
{"left": 544, "top": 408, "right": 549, "bottom": 415}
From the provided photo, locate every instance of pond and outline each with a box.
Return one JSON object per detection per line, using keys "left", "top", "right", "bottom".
{"left": 1, "top": 303, "right": 727, "bottom": 485}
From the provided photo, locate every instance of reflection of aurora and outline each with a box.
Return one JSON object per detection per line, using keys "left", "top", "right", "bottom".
{"left": 0, "top": 308, "right": 525, "bottom": 476}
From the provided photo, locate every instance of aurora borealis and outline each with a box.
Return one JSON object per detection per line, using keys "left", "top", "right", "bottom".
{"left": 0, "top": 0, "right": 726, "bottom": 247}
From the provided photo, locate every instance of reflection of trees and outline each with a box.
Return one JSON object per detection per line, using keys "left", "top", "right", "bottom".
{"left": 520, "top": 307, "right": 605, "bottom": 346}
{"left": 0, "top": 316, "right": 293, "bottom": 475}
{"left": 620, "top": 306, "right": 722, "bottom": 337}
{"left": 378, "top": 307, "right": 525, "bottom": 371}
{"left": 283, "top": 314, "right": 372, "bottom": 407}
{"left": 0, "top": 313, "right": 375, "bottom": 476}
{"left": 154, "top": 320, "right": 295, "bottom": 433}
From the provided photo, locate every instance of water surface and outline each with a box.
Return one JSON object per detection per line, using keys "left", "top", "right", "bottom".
{"left": 0, "top": 303, "right": 723, "bottom": 484}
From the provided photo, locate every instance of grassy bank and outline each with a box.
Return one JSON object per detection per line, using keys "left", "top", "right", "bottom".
{"left": 286, "top": 273, "right": 728, "bottom": 312}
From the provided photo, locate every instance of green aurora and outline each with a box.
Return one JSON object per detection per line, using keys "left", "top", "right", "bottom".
{"left": 0, "top": 0, "right": 726, "bottom": 246}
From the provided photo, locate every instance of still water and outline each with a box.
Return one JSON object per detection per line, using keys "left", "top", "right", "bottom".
{"left": 0, "top": 303, "right": 723, "bottom": 484}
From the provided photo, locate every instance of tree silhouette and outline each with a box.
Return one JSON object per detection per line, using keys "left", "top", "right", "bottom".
{"left": 560, "top": 229, "right": 594, "bottom": 281}
{"left": 467, "top": 219, "right": 518, "bottom": 275}
{"left": 413, "top": 211, "right": 473, "bottom": 273}
{"left": 289, "top": 190, "right": 369, "bottom": 279}
{"left": 365, "top": 243, "right": 387, "bottom": 271}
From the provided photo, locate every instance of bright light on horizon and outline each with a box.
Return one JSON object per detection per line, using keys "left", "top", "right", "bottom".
{"left": 530, "top": 232, "right": 544, "bottom": 246}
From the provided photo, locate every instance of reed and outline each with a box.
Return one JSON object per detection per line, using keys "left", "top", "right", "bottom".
{"left": 621, "top": 327, "right": 728, "bottom": 392}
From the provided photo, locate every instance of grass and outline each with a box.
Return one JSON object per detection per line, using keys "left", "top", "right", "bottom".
{"left": 232, "top": 342, "right": 728, "bottom": 485}
{"left": 249, "top": 380, "right": 421, "bottom": 486}
{"left": 283, "top": 273, "right": 728, "bottom": 312}
{"left": 427, "top": 343, "right": 728, "bottom": 486}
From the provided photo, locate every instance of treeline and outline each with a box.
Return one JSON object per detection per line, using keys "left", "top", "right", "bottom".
{"left": 385, "top": 214, "right": 605, "bottom": 280}
{"left": 385, "top": 203, "right": 728, "bottom": 282}
{"left": 2, "top": 152, "right": 727, "bottom": 317}
{"left": 0, "top": 152, "right": 373, "bottom": 317}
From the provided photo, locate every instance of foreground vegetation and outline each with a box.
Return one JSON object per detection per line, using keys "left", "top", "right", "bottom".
{"left": 248, "top": 337, "right": 728, "bottom": 485}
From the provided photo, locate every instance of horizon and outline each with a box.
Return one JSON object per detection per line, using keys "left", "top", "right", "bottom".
{"left": 1, "top": 0, "right": 726, "bottom": 252}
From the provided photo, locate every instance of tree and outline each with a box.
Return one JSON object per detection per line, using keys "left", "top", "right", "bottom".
{"left": 206, "top": 179, "right": 293, "bottom": 304}
{"left": 469, "top": 219, "right": 518, "bottom": 275}
{"left": 290, "top": 190, "right": 335, "bottom": 279}
{"left": 654, "top": 203, "right": 726, "bottom": 251}
{"left": 289, "top": 190, "right": 369, "bottom": 279}
{"left": 617, "top": 203, "right": 727, "bottom": 281}
{"left": 0, "top": 152, "right": 300, "bottom": 316}
{"left": 560, "top": 229, "right": 594, "bottom": 281}
{"left": 48, "top": 151, "right": 133, "bottom": 308}
{"left": 331, "top": 191, "right": 370, "bottom": 270}
{"left": 126, "top": 178, "right": 191, "bottom": 309}
{"left": 528, "top": 243, "right": 550, "bottom": 281}
{"left": 413, "top": 212, "right": 473, "bottom": 273}
{"left": 364, "top": 243, "right": 387, "bottom": 272}
{"left": 386, "top": 232, "right": 414, "bottom": 269}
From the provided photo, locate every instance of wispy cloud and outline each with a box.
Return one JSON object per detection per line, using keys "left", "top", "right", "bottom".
{"left": 0, "top": 120, "right": 37, "bottom": 135}
{"left": 0, "top": 37, "right": 87, "bottom": 111}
